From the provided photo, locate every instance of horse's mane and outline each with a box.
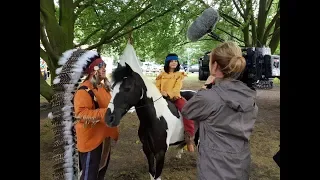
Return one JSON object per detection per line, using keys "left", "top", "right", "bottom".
{"left": 111, "top": 64, "right": 132, "bottom": 85}
{"left": 111, "top": 63, "right": 167, "bottom": 118}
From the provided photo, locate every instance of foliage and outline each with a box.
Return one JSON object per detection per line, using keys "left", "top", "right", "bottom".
{"left": 40, "top": 0, "right": 280, "bottom": 101}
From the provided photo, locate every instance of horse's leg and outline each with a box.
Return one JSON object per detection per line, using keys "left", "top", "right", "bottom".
{"left": 142, "top": 143, "right": 156, "bottom": 180}
{"left": 154, "top": 150, "right": 166, "bottom": 180}
{"left": 175, "top": 147, "right": 184, "bottom": 159}
{"left": 194, "top": 121, "right": 200, "bottom": 147}
{"left": 194, "top": 128, "right": 200, "bottom": 147}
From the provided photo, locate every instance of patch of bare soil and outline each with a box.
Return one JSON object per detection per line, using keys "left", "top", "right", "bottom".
{"left": 40, "top": 78, "right": 280, "bottom": 180}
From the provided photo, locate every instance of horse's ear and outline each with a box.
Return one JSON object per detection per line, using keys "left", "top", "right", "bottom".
{"left": 117, "top": 63, "right": 121, "bottom": 68}
{"left": 125, "top": 62, "right": 133, "bottom": 75}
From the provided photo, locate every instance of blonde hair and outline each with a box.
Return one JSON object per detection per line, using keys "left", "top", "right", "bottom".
{"left": 210, "top": 41, "right": 246, "bottom": 78}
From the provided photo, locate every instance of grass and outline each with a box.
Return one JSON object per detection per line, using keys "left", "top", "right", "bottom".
{"left": 272, "top": 77, "right": 280, "bottom": 85}
{"left": 40, "top": 120, "right": 54, "bottom": 179}
{"left": 40, "top": 73, "right": 280, "bottom": 180}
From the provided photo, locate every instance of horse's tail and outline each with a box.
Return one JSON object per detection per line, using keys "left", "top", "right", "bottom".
{"left": 48, "top": 49, "right": 100, "bottom": 180}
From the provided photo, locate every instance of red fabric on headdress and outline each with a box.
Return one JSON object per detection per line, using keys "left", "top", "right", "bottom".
{"left": 85, "top": 58, "right": 104, "bottom": 74}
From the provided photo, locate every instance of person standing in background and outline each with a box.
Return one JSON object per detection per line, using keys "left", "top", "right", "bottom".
{"left": 40, "top": 58, "right": 48, "bottom": 80}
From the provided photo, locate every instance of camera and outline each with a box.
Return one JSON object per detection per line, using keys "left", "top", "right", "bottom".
{"left": 198, "top": 47, "right": 280, "bottom": 90}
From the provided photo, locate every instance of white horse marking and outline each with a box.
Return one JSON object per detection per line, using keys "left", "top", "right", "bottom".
{"left": 140, "top": 88, "right": 144, "bottom": 99}
{"left": 149, "top": 173, "right": 154, "bottom": 180}
{"left": 108, "top": 82, "right": 122, "bottom": 113}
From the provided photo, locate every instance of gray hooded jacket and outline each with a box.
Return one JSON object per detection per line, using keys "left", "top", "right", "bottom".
{"left": 181, "top": 79, "right": 258, "bottom": 180}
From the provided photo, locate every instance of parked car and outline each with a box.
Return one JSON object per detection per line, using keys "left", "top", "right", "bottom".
{"left": 189, "top": 64, "right": 199, "bottom": 73}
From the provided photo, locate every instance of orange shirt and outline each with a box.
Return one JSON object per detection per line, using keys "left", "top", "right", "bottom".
{"left": 74, "top": 80, "right": 119, "bottom": 152}
{"left": 155, "top": 71, "right": 186, "bottom": 100}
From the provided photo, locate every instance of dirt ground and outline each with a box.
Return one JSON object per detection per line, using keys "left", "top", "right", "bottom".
{"left": 40, "top": 75, "right": 280, "bottom": 180}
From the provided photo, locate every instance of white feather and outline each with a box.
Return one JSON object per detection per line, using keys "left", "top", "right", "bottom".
{"left": 53, "top": 77, "right": 61, "bottom": 84}
{"left": 58, "top": 49, "right": 78, "bottom": 65}
{"left": 56, "top": 67, "right": 63, "bottom": 75}
{"left": 64, "top": 173, "right": 73, "bottom": 180}
{"left": 62, "top": 105, "right": 73, "bottom": 112}
{"left": 48, "top": 112, "right": 54, "bottom": 119}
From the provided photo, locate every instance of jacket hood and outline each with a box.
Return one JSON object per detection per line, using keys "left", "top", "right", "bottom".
{"left": 214, "top": 79, "right": 257, "bottom": 112}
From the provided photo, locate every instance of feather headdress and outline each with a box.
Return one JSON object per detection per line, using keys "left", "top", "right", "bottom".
{"left": 48, "top": 49, "right": 101, "bottom": 180}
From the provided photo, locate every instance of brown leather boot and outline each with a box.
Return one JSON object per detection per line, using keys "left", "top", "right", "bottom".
{"left": 184, "top": 132, "right": 195, "bottom": 152}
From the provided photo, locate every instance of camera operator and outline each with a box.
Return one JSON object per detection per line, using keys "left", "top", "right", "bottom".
{"left": 181, "top": 41, "right": 258, "bottom": 180}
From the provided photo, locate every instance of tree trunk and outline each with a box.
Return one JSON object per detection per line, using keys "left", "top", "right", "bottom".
{"left": 269, "top": 30, "right": 279, "bottom": 54}
{"left": 40, "top": 70, "right": 54, "bottom": 102}
{"left": 40, "top": 0, "right": 75, "bottom": 102}
{"left": 269, "top": 18, "right": 280, "bottom": 54}
{"left": 256, "top": 0, "right": 267, "bottom": 47}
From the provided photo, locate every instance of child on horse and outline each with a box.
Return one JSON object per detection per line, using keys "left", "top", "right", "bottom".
{"left": 155, "top": 53, "right": 195, "bottom": 152}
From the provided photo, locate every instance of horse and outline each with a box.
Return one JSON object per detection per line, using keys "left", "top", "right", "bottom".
{"left": 105, "top": 63, "right": 198, "bottom": 180}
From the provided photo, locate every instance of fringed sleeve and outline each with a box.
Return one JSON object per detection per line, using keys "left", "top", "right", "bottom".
{"left": 73, "top": 90, "right": 107, "bottom": 124}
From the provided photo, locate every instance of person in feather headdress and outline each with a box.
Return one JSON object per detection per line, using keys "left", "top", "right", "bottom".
{"left": 73, "top": 54, "right": 118, "bottom": 180}
{"left": 49, "top": 49, "right": 119, "bottom": 180}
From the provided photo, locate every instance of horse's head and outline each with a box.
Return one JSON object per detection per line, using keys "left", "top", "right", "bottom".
{"left": 106, "top": 63, "right": 146, "bottom": 127}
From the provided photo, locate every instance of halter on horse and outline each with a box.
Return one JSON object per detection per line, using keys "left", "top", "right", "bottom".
{"left": 106, "top": 63, "right": 198, "bottom": 180}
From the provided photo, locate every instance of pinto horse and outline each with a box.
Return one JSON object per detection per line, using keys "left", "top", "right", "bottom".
{"left": 105, "top": 63, "right": 198, "bottom": 180}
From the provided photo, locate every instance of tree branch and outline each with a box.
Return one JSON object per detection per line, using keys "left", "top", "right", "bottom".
{"left": 268, "top": 25, "right": 280, "bottom": 54}
{"left": 232, "top": 0, "right": 245, "bottom": 18}
{"left": 40, "top": 0, "right": 66, "bottom": 55}
{"left": 175, "top": 38, "right": 213, "bottom": 48}
{"left": 75, "top": 28, "right": 103, "bottom": 47}
{"left": 216, "top": 27, "right": 244, "bottom": 43}
{"left": 268, "top": 27, "right": 280, "bottom": 37}
{"left": 108, "top": 4, "right": 181, "bottom": 44}
{"left": 219, "top": 12, "right": 243, "bottom": 27}
{"left": 262, "top": 10, "right": 279, "bottom": 44}
{"left": 237, "top": 0, "right": 245, "bottom": 10}
{"left": 110, "top": 0, "right": 188, "bottom": 46}
{"left": 256, "top": 0, "right": 268, "bottom": 46}
{"left": 40, "top": 17, "right": 59, "bottom": 62}
{"left": 40, "top": 47, "right": 49, "bottom": 63}
{"left": 74, "top": 0, "right": 85, "bottom": 8}
{"left": 266, "top": 0, "right": 274, "bottom": 14}
{"left": 74, "top": 20, "right": 116, "bottom": 47}
{"left": 197, "top": 0, "right": 210, "bottom": 8}
{"left": 86, "top": 4, "right": 153, "bottom": 50}
{"left": 75, "top": 1, "right": 93, "bottom": 19}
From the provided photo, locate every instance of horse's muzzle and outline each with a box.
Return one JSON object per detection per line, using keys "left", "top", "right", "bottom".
{"left": 105, "top": 108, "right": 118, "bottom": 127}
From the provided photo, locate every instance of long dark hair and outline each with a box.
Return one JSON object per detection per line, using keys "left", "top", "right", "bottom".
{"left": 164, "top": 53, "right": 180, "bottom": 73}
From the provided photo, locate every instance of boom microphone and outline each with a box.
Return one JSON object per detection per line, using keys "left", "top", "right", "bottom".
{"left": 187, "top": 7, "right": 220, "bottom": 42}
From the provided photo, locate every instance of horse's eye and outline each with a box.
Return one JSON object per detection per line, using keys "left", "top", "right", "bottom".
{"left": 124, "top": 87, "right": 130, "bottom": 92}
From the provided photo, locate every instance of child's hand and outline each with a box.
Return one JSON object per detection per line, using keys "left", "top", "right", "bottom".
{"left": 161, "top": 91, "right": 168, "bottom": 96}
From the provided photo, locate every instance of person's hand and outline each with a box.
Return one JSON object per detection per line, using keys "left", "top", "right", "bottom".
{"left": 161, "top": 91, "right": 168, "bottom": 97}
{"left": 205, "top": 75, "right": 215, "bottom": 84}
